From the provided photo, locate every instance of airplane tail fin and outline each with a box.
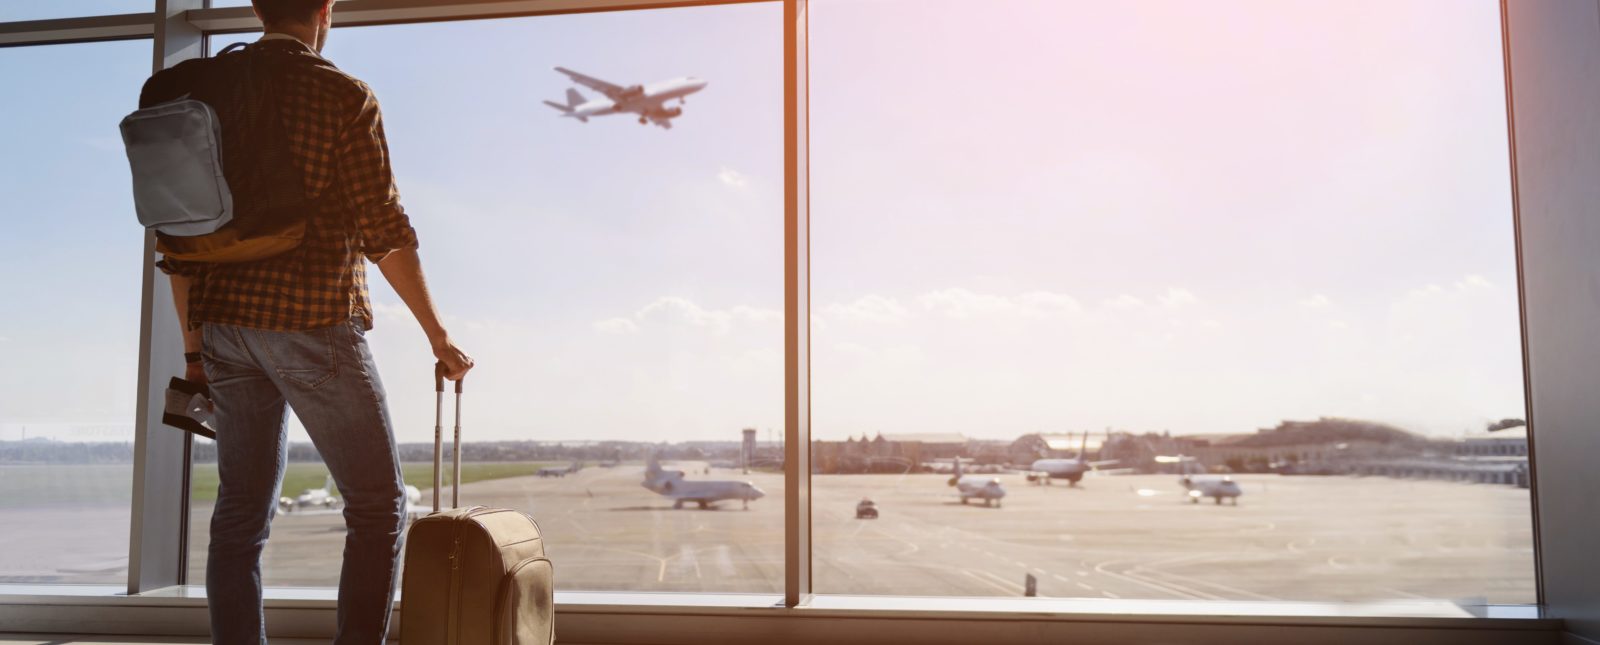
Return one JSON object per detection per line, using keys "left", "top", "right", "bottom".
{"left": 566, "top": 88, "right": 587, "bottom": 108}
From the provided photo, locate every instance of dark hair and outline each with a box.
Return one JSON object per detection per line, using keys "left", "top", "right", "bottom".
{"left": 253, "top": 0, "right": 327, "bottom": 26}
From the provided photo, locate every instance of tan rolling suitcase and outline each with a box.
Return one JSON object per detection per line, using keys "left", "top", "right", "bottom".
{"left": 399, "top": 364, "right": 554, "bottom": 644}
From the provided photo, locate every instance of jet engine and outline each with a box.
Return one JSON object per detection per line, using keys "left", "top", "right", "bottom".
{"left": 657, "top": 106, "right": 683, "bottom": 118}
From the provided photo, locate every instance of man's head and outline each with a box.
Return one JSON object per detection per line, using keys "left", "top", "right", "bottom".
{"left": 251, "top": 0, "right": 336, "bottom": 52}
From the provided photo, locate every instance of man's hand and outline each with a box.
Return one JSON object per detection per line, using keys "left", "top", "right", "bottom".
{"left": 432, "top": 335, "right": 473, "bottom": 381}
{"left": 185, "top": 360, "right": 208, "bottom": 388}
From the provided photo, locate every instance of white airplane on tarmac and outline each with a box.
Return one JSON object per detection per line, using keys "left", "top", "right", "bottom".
{"left": 1157, "top": 455, "right": 1244, "bottom": 505}
{"left": 279, "top": 475, "right": 341, "bottom": 513}
{"left": 279, "top": 475, "right": 426, "bottom": 519}
{"left": 1029, "top": 431, "right": 1122, "bottom": 486}
{"left": 643, "top": 455, "right": 765, "bottom": 510}
{"left": 948, "top": 457, "right": 1007, "bottom": 508}
{"left": 544, "top": 67, "right": 709, "bottom": 129}
{"left": 537, "top": 461, "right": 583, "bottom": 478}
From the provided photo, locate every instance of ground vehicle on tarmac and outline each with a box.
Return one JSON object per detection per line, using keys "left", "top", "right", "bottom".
{"left": 856, "top": 498, "right": 879, "bottom": 519}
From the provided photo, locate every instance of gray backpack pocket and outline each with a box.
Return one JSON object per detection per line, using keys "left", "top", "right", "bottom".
{"left": 120, "top": 98, "right": 234, "bottom": 236}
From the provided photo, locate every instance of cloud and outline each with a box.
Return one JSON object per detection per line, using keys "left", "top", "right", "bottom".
{"left": 1298, "top": 294, "right": 1333, "bottom": 309}
{"left": 1158, "top": 288, "right": 1199, "bottom": 308}
{"left": 600, "top": 296, "right": 781, "bottom": 336}
{"left": 919, "top": 288, "right": 1082, "bottom": 319}
{"left": 1017, "top": 291, "right": 1084, "bottom": 315}
{"left": 1454, "top": 275, "right": 1493, "bottom": 292}
{"left": 593, "top": 318, "right": 640, "bottom": 335}
{"left": 371, "top": 300, "right": 415, "bottom": 324}
{"left": 1396, "top": 275, "right": 1502, "bottom": 309}
{"left": 717, "top": 167, "right": 748, "bottom": 188}
{"left": 822, "top": 295, "right": 911, "bottom": 324}
{"left": 1102, "top": 294, "right": 1145, "bottom": 309}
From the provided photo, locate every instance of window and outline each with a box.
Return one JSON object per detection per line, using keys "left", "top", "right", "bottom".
{"left": 0, "top": 2, "right": 149, "bottom": 22}
{"left": 809, "top": 0, "right": 1534, "bottom": 605}
{"left": 0, "top": 40, "right": 151, "bottom": 585}
{"left": 186, "top": 3, "right": 785, "bottom": 595}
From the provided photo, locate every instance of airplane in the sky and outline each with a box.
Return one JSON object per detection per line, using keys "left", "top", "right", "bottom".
{"left": 543, "top": 67, "right": 708, "bottom": 129}
{"left": 642, "top": 455, "right": 765, "bottom": 510}
{"left": 1029, "top": 431, "right": 1122, "bottom": 486}
{"left": 1158, "top": 455, "right": 1244, "bottom": 505}
{"left": 948, "top": 457, "right": 1007, "bottom": 508}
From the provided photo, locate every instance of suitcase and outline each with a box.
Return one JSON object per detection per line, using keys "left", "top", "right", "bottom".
{"left": 399, "top": 363, "right": 555, "bottom": 644}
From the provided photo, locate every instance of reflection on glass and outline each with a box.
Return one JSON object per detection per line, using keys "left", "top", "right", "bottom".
{"left": 0, "top": 41, "right": 150, "bottom": 584}
{"left": 186, "top": 4, "right": 784, "bottom": 594}
{"left": 809, "top": 0, "right": 1533, "bottom": 605}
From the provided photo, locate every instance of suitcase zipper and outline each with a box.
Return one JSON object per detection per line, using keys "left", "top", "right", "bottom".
{"left": 446, "top": 535, "right": 463, "bottom": 645}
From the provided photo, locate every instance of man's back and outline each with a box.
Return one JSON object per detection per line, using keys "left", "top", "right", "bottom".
{"left": 150, "top": 36, "right": 418, "bottom": 332}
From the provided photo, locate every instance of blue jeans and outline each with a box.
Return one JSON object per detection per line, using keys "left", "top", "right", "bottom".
{"left": 202, "top": 320, "right": 405, "bottom": 645}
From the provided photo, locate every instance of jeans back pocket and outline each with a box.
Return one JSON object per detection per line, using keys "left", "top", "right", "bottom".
{"left": 254, "top": 326, "right": 340, "bottom": 389}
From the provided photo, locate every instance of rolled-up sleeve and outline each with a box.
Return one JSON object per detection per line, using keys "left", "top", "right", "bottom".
{"left": 337, "top": 86, "right": 419, "bottom": 264}
{"left": 156, "top": 254, "right": 202, "bottom": 277}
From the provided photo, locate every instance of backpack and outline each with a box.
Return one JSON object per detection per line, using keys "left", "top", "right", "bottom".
{"left": 121, "top": 41, "right": 308, "bottom": 263}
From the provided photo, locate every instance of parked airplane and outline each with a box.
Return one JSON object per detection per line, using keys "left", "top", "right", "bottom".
{"left": 279, "top": 475, "right": 341, "bottom": 513}
{"left": 1181, "top": 474, "right": 1243, "bottom": 505}
{"left": 1030, "top": 431, "right": 1120, "bottom": 486}
{"left": 1158, "top": 455, "right": 1244, "bottom": 505}
{"left": 280, "top": 476, "right": 426, "bottom": 518}
{"left": 538, "top": 461, "right": 583, "bottom": 478}
{"left": 642, "top": 455, "right": 765, "bottom": 510}
{"left": 400, "top": 484, "right": 425, "bottom": 521}
{"left": 948, "top": 457, "right": 1007, "bottom": 508}
{"left": 544, "top": 67, "right": 708, "bottom": 129}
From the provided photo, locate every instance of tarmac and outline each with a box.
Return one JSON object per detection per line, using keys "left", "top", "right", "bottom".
{"left": 180, "top": 464, "right": 1535, "bottom": 604}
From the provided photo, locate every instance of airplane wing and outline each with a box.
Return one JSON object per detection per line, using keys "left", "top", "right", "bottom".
{"left": 555, "top": 67, "right": 624, "bottom": 98}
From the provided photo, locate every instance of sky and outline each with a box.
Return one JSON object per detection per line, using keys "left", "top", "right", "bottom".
{"left": 0, "top": 0, "right": 1524, "bottom": 445}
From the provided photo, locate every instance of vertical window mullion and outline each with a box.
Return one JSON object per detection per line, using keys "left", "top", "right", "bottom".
{"left": 783, "top": 0, "right": 812, "bottom": 609}
{"left": 126, "top": 0, "right": 204, "bottom": 596}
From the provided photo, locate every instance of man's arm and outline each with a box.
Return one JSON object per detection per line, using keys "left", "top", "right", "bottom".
{"left": 336, "top": 86, "right": 470, "bottom": 379}
{"left": 376, "top": 248, "right": 473, "bottom": 380}
{"left": 168, "top": 274, "right": 206, "bottom": 385}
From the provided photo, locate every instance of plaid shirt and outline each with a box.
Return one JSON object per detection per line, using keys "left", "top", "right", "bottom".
{"left": 153, "top": 37, "right": 418, "bottom": 331}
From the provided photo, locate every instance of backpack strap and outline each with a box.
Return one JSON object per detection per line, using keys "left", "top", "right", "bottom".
{"left": 216, "top": 41, "right": 249, "bottom": 56}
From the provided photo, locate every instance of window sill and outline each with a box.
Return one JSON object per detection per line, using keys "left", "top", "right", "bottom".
{"left": 0, "top": 586, "right": 1561, "bottom": 645}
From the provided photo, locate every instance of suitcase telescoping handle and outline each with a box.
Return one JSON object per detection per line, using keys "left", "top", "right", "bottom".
{"left": 433, "top": 361, "right": 465, "bottom": 513}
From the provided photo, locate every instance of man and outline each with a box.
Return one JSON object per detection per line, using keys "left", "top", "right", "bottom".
{"left": 151, "top": 1, "right": 471, "bottom": 642}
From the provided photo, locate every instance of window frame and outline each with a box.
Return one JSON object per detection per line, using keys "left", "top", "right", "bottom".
{"left": 1, "top": 0, "right": 1590, "bottom": 641}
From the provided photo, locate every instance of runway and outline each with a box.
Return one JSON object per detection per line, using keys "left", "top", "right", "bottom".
{"left": 181, "top": 465, "right": 1534, "bottom": 604}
